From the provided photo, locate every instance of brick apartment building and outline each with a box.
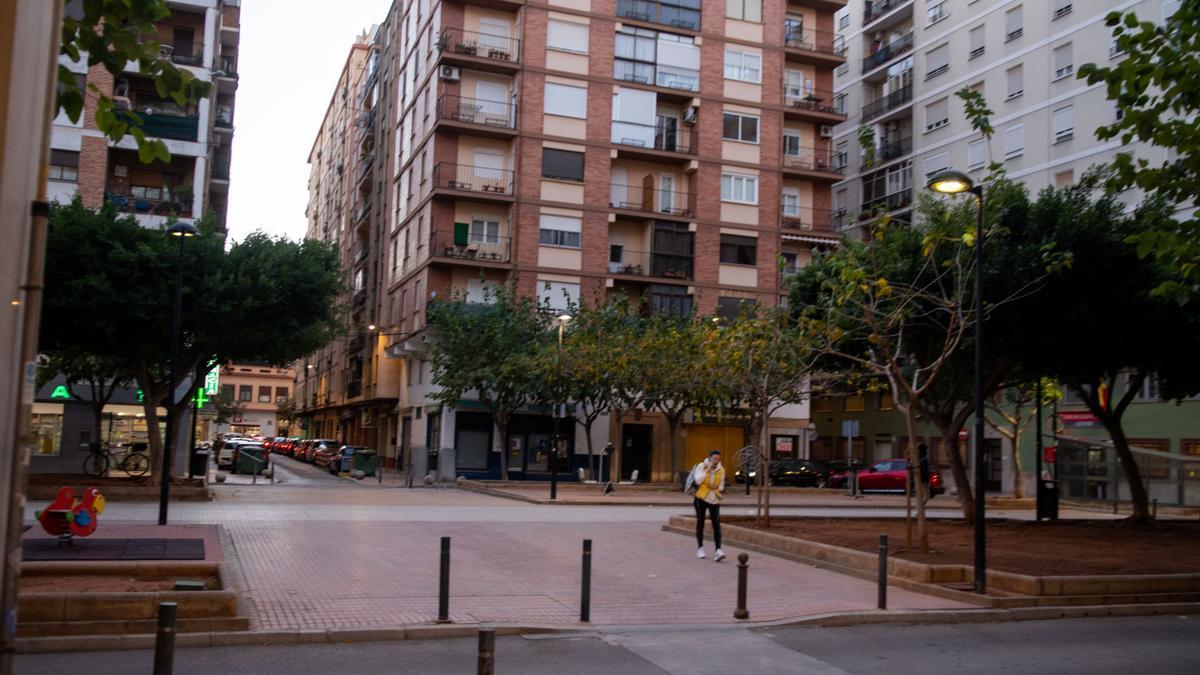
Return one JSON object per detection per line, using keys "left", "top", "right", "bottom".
{"left": 295, "top": 0, "right": 850, "bottom": 481}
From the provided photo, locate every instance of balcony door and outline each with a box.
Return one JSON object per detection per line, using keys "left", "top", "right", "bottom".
{"left": 654, "top": 113, "right": 678, "bottom": 152}
{"left": 657, "top": 174, "right": 675, "bottom": 213}
{"left": 478, "top": 18, "right": 511, "bottom": 53}
{"left": 610, "top": 167, "right": 629, "bottom": 209}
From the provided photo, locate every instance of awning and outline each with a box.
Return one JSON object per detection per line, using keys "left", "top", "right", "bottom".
{"left": 782, "top": 234, "right": 841, "bottom": 246}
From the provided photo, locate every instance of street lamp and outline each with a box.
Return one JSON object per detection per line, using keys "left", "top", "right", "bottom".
{"left": 925, "top": 168, "right": 986, "bottom": 593}
{"left": 551, "top": 313, "right": 572, "bottom": 500}
{"left": 160, "top": 222, "right": 198, "bottom": 526}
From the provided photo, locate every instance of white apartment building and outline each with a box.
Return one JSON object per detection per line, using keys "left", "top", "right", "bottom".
{"left": 832, "top": 0, "right": 1180, "bottom": 238}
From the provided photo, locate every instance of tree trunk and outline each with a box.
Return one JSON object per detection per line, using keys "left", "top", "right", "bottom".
{"left": 943, "top": 430, "right": 975, "bottom": 526}
{"left": 902, "top": 406, "right": 928, "bottom": 552}
{"left": 1010, "top": 419, "right": 1025, "bottom": 500}
{"left": 581, "top": 417, "right": 595, "bottom": 480}
{"left": 1100, "top": 415, "right": 1150, "bottom": 523}
{"left": 760, "top": 413, "right": 772, "bottom": 528}
{"left": 494, "top": 416, "right": 508, "bottom": 481}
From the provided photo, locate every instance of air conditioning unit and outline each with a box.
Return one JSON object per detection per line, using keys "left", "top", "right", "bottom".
{"left": 683, "top": 106, "right": 699, "bottom": 124}
{"left": 819, "top": 125, "right": 833, "bottom": 138}
{"left": 438, "top": 65, "right": 461, "bottom": 82}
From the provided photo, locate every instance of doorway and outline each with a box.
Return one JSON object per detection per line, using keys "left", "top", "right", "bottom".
{"left": 621, "top": 423, "right": 653, "bottom": 481}
{"left": 984, "top": 438, "right": 1003, "bottom": 492}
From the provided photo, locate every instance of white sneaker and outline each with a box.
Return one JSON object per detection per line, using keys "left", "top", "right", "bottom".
{"left": 696, "top": 547, "right": 706, "bottom": 559}
{"left": 714, "top": 549, "right": 727, "bottom": 562}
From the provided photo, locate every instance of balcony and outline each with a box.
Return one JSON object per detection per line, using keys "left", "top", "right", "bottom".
{"left": 355, "top": 151, "right": 375, "bottom": 185}
{"left": 211, "top": 158, "right": 231, "bottom": 181}
{"left": 862, "top": 83, "right": 913, "bottom": 123}
{"left": 431, "top": 162, "right": 514, "bottom": 199}
{"left": 614, "top": 60, "right": 699, "bottom": 95}
{"left": 166, "top": 47, "right": 204, "bottom": 68}
{"left": 354, "top": 201, "right": 371, "bottom": 224}
{"left": 346, "top": 380, "right": 363, "bottom": 399}
{"left": 864, "top": 0, "right": 914, "bottom": 29}
{"left": 781, "top": 147, "right": 844, "bottom": 181}
{"left": 432, "top": 230, "right": 512, "bottom": 264}
{"left": 607, "top": 249, "right": 693, "bottom": 281}
{"left": 784, "top": 28, "right": 846, "bottom": 64}
{"left": 861, "top": 188, "right": 914, "bottom": 214}
{"left": 862, "top": 32, "right": 914, "bottom": 75}
{"left": 216, "top": 56, "right": 238, "bottom": 77}
{"left": 611, "top": 120, "right": 694, "bottom": 161}
{"left": 878, "top": 135, "right": 913, "bottom": 163}
{"left": 616, "top": 0, "right": 701, "bottom": 32}
{"left": 609, "top": 182, "right": 694, "bottom": 219}
{"left": 780, "top": 205, "right": 834, "bottom": 232}
{"left": 438, "top": 27, "right": 520, "bottom": 71}
{"left": 214, "top": 104, "right": 234, "bottom": 131}
{"left": 105, "top": 189, "right": 194, "bottom": 218}
{"left": 436, "top": 95, "right": 517, "bottom": 138}
{"left": 117, "top": 110, "right": 199, "bottom": 142}
{"left": 783, "top": 89, "right": 846, "bottom": 123}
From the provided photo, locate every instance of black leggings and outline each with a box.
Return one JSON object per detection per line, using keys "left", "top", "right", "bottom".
{"left": 693, "top": 498, "right": 721, "bottom": 549}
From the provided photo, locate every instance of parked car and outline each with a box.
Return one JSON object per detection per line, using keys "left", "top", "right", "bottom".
{"left": 312, "top": 443, "right": 345, "bottom": 472}
{"left": 769, "top": 459, "right": 832, "bottom": 487}
{"left": 305, "top": 439, "right": 340, "bottom": 464}
{"left": 264, "top": 436, "right": 285, "bottom": 453}
{"left": 829, "top": 458, "right": 945, "bottom": 496}
{"left": 216, "top": 438, "right": 251, "bottom": 470}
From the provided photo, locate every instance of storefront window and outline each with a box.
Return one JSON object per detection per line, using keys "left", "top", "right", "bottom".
{"left": 31, "top": 412, "right": 63, "bottom": 455}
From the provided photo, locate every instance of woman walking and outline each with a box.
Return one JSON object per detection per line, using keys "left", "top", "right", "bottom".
{"left": 692, "top": 450, "right": 726, "bottom": 561}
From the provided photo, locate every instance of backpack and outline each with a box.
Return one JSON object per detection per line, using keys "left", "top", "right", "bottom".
{"left": 684, "top": 463, "right": 700, "bottom": 494}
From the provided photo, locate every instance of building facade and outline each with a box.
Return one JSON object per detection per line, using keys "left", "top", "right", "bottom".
{"left": 47, "top": 0, "right": 240, "bottom": 231}
{"left": 830, "top": 0, "right": 1175, "bottom": 238}
{"left": 213, "top": 363, "right": 295, "bottom": 438}
{"left": 296, "top": 0, "right": 850, "bottom": 480}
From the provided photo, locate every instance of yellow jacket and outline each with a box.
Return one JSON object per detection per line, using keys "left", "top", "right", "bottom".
{"left": 694, "top": 461, "right": 725, "bottom": 504}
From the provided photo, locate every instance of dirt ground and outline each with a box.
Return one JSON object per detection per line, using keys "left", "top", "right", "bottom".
{"left": 727, "top": 517, "right": 1200, "bottom": 576}
{"left": 20, "top": 575, "right": 218, "bottom": 593}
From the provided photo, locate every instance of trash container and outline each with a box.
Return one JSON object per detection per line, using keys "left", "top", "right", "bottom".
{"left": 236, "top": 445, "right": 266, "bottom": 475}
{"left": 353, "top": 448, "right": 378, "bottom": 477}
{"left": 1037, "top": 479, "right": 1059, "bottom": 520}
{"left": 190, "top": 449, "right": 210, "bottom": 477}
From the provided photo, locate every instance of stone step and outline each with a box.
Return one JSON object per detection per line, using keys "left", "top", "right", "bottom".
{"left": 17, "top": 615, "right": 250, "bottom": 637}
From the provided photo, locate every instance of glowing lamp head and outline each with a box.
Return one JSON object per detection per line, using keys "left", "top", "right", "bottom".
{"left": 926, "top": 169, "right": 975, "bottom": 195}
{"left": 167, "top": 223, "right": 199, "bottom": 237}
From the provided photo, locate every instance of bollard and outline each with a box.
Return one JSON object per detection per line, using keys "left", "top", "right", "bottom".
{"left": 877, "top": 534, "right": 888, "bottom": 610}
{"left": 581, "top": 539, "right": 592, "bottom": 622}
{"left": 1153, "top": 498, "right": 1158, "bottom": 520}
{"left": 477, "top": 627, "right": 495, "bottom": 675}
{"left": 734, "top": 553, "right": 749, "bottom": 620}
{"left": 153, "top": 601, "right": 177, "bottom": 675}
{"left": 438, "top": 536, "right": 451, "bottom": 623}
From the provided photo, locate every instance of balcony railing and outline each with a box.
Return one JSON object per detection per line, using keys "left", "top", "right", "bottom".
{"left": 609, "top": 182, "right": 694, "bottom": 218}
{"left": 614, "top": 60, "right": 700, "bottom": 92}
{"left": 436, "top": 94, "right": 516, "bottom": 129}
{"left": 864, "top": 0, "right": 912, "bottom": 26}
{"left": 832, "top": 208, "right": 848, "bottom": 231}
{"left": 432, "top": 230, "right": 512, "bottom": 263}
{"left": 438, "top": 27, "right": 520, "bottom": 63}
{"left": 784, "top": 28, "right": 844, "bottom": 57}
{"left": 117, "top": 110, "right": 200, "bottom": 141}
{"left": 608, "top": 249, "right": 693, "bottom": 281}
{"left": 217, "top": 56, "right": 237, "bottom": 76}
{"left": 616, "top": 0, "right": 701, "bottom": 32}
{"left": 170, "top": 51, "right": 204, "bottom": 67}
{"left": 432, "top": 162, "right": 514, "bottom": 195}
{"left": 354, "top": 201, "right": 371, "bottom": 224}
{"left": 215, "top": 104, "right": 234, "bottom": 129}
{"left": 105, "top": 190, "right": 194, "bottom": 218}
{"left": 780, "top": 205, "right": 834, "bottom": 231}
{"left": 211, "top": 160, "right": 230, "bottom": 180}
{"left": 611, "top": 121, "right": 693, "bottom": 154}
{"left": 878, "top": 135, "right": 913, "bottom": 162}
{"left": 782, "top": 147, "right": 843, "bottom": 175}
{"left": 862, "top": 32, "right": 914, "bottom": 73}
{"left": 783, "top": 89, "right": 843, "bottom": 116}
{"left": 861, "top": 188, "right": 914, "bottom": 214}
{"left": 862, "top": 83, "right": 913, "bottom": 122}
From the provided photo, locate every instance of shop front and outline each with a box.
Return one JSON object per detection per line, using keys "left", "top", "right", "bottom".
{"left": 452, "top": 410, "right": 577, "bottom": 481}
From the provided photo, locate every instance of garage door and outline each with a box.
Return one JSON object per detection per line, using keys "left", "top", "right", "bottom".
{"left": 684, "top": 425, "right": 746, "bottom": 471}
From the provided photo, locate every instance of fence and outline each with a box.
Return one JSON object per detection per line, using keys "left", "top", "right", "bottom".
{"left": 437, "top": 95, "right": 516, "bottom": 129}
{"left": 432, "top": 162, "right": 514, "bottom": 195}
{"left": 439, "top": 27, "right": 520, "bottom": 63}
{"left": 608, "top": 181, "right": 694, "bottom": 217}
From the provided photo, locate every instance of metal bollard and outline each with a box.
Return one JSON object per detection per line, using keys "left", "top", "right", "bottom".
{"left": 477, "top": 627, "right": 495, "bottom": 675}
{"left": 877, "top": 534, "right": 888, "bottom": 610}
{"left": 581, "top": 539, "right": 592, "bottom": 622}
{"left": 734, "top": 553, "right": 749, "bottom": 620}
{"left": 153, "top": 601, "right": 177, "bottom": 675}
{"left": 438, "top": 536, "right": 451, "bottom": 623}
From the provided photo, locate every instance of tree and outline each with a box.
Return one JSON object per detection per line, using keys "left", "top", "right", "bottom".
{"left": 40, "top": 199, "right": 343, "bottom": 483}
{"left": 858, "top": 124, "right": 877, "bottom": 168}
{"left": 1078, "top": 3, "right": 1200, "bottom": 302}
{"left": 56, "top": 0, "right": 212, "bottom": 163}
{"left": 983, "top": 380, "right": 1061, "bottom": 499}
{"left": 427, "top": 282, "right": 550, "bottom": 480}
{"left": 276, "top": 397, "right": 297, "bottom": 436}
{"left": 212, "top": 390, "right": 245, "bottom": 426}
{"left": 641, "top": 313, "right": 713, "bottom": 480}
{"left": 41, "top": 353, "right": 132, "bottom": 453}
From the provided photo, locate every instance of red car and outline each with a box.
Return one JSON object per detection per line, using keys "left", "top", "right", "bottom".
{"left": 830, "top": 458, "right": 945, "bottom": 496}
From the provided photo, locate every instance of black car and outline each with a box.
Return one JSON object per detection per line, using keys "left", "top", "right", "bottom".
{"left": 769, "top": 459, "right": 832, "bottom": 487}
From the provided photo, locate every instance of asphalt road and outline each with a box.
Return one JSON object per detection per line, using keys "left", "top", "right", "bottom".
{"left": 15, "top": 616, "right": 1200, "bottom": 674}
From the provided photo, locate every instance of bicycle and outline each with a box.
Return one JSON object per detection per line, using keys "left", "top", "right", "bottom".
{"left": 82, "top": 443, "right": 151, "bottom": 478}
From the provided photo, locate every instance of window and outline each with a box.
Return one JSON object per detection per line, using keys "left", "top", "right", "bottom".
{"left": 720, "top": 173, "right": 758, "bottom": 204}
{"left": 722, "top": 112, "right": 759, "bottom": 143}
{"left": 48, "top": 149, "right": 79, "bottom": 182}
{"left": 547, "top": 19, "right": 589, "bottom": 54}
{"left": 238, "top": 385, "right": 252, "bottom": 402}
{"left": 924, "top": 151, "right": 950, "bottom": 178}
{"left": 1127, "top": 373, "right": 1160, "bottom": 402}
{"left": 724, "top": 49, "right": 762, "bottom": 83}
{"left": 540, "top": 281, "right": 580, "bottom": 311}
{"left": 656, "top": 33, "right": 700, "bottom": 91}
{"left": 837, "top": 62, "right": 849, "bottom": 76}
{"left": 717, "top": 297, "right": 752, "bottom": 321}
{"left": 833, "top": 93, "right": 847, "bottom": 114}
{"left": 1005, "top": 6, "right": 1023, "bottom": 42}
{"left": 649, "top": 284, "right": 692, "bottom": 318}
{"left": 837, "top": 9, "right": 849, "bottom": 30}
{"left": 470, "top": 218, "right": 500, "bottom": 243}
{"left": 220, "top": 384, "right": 234, "bottom": 399}
{"left": 1004, "top": 124, "right": 1024, "bottom": 158}
{"left": 1006, "top": 65, "right": 1023, "bottom": 99}
{"left": 275, "top": 387, "right": 289, "bottom": 403}
{"left": 925, "top": 98, "right": 948, "bottom": 131}
{"left": 1054, "top": 169, "right": 1074, "bottom": 187}
{"left": 614, "top": 26, "right": 655, "bottom": 84}
{"left": 781, "top": 189, "right": 800, "bottom": 216}
{"left": 927, "top": 0, "right": 948, "bottom": 25}
{"left": 542, "top": 148, "right": 585, "bottom": 181}
{"left": 1053, "top": 43, "right": 1073, "bottom": 80}
{"left": 719, "top": 235, "right": 756, "bottom": 265}
{"left": 544, "top": 83, "right": 587, "bottom": 118}
{"left": 968, "top": 139, "right": 986, "bottom": 169}
{"left": 843, "top": 395, "right": 865, "bottom": 412}
{"left": 879, "top": 392, "right": 894, "bottom": 410}
{"left": 969, "top": 25, "right": 985, "bottom": 59}
{"left": 1053, "top": 105, "right": 1074, "bottom": 142}
{"left": 781, "top": 251, "right": 800, "bottom": 274}
{"left": 1110, "top": 35, "right": 1126, "bottom": 58}
{"left": 726, "top": 0, "right": 761, "bottom": 23}
{"left": 925, "top": 44, "right": 949, "bottom": 79}
{"left": 467, "top": 278, "right": 496, "bottom": 304}
{"left": 1053, "top": 0, "right": 1072, "bottom": 19}
{"left": 538, "top": 214, "right": 582, "bottom": 248}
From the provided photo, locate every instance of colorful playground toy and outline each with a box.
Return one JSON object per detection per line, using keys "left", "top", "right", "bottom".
{"left": 34, "top": 487, "right": 106, "bottom": 544}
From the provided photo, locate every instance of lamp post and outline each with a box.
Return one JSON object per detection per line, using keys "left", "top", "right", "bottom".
{"left": 925, "top": 169, "right": 987, "bottom": 593}
{"left": 551, "top": 314, "right": 572, "bottom": 500}
{"left": 159, "top": 222, "right": 198, "bottom": 526}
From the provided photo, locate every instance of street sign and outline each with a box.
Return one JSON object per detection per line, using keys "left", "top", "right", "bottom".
{"left": 841, "top": 419, "right": 860, "bottom": 437}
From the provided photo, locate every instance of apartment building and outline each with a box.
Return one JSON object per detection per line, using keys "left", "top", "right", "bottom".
{"left": 213, "top": 363, "right": 295, "bottom": 438}
{"left": 47, "top": 0, "right": 240, "bottom": 231}
{"left": 295, "top": 0, "right": 851, "bottom": 480}
{"left": 831, "top": 0, "right": 1176, "bottom": 239}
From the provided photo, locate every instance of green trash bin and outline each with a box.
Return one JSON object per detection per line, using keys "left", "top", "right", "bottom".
{"left": 352, "top": 448, "right": 378, "bottom": 477}
{"left": 236, "top": 444, "right": 266, "bottom": 475}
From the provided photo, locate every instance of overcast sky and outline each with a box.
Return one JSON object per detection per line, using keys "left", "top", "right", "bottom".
{"left": 225, "top": 0, "right": 386, "bottom": 244}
